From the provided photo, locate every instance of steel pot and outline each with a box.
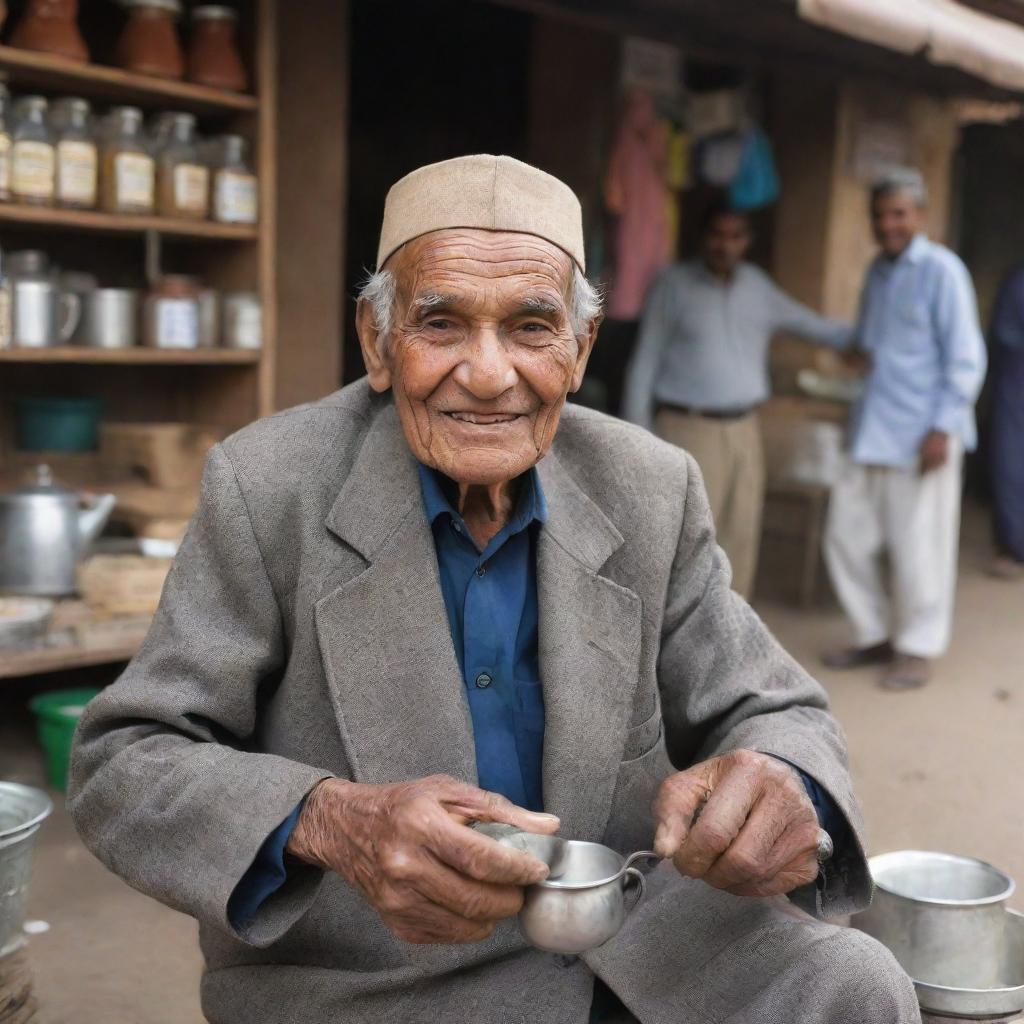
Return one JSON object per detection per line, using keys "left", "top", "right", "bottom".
{"left": 0, "top": 465, "right": 116, "bottom": 596}
{"left": 855, "top": 850, "right": 1016, "bottom": 991}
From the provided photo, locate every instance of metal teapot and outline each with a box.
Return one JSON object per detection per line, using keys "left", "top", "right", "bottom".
{"left": 0, "top": 466, "right": 116, "bottom": 596}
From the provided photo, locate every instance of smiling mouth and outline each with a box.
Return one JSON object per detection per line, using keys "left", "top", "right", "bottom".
{"left": 444, "top": 411, "right": 523, "bottom": 425}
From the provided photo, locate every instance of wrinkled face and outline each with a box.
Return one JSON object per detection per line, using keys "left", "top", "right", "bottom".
{"left": 702, "top": 213, "right": 752, "bottom": 277}
{"left": 872, "top": 191, "right": 925, "bottom": 258}
{"left": 357, "top": 229, "right": 597, "bottom": 486}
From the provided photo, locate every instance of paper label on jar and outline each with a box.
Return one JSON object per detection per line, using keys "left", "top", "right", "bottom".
{"left": 214, "top": 171, "right": 258, "bottom": 223}
{"left": 115, "top": 152, "right": 155, "bottom": 209}
{"left": 57, "top": 141, "right": 98, "bottom": 205}
{"left": 12, "top": 140, "right": 55, "bottom": 199}
{"left": 0, "top": 134, "right": 11, "bottom": 195}
{"left": 226, "top": 301, "right": 262, "bottom": 348}
{"left": 154, "top": 299, "right": 199, "bottom": 348}
{"left": 0, "top": 286, "right": 11, "bottom": 349}
{"left": 174, "top": 163, "right": 209, "bottom": 215}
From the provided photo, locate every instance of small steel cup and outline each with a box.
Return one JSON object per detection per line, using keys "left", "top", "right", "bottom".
{"left": 517, "top": 842, "right": 657, "bottom": 954}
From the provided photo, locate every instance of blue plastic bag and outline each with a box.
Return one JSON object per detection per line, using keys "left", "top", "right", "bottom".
{"left": 729, "top": 127, "right": 780, "bottom": 210}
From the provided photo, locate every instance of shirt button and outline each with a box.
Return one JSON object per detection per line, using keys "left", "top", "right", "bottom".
{"left": 475, "top": 564, "right": 486, "bottom": 577}
{"left": 475, "top": 672, "right": 492, "bottom": 689}
{"left": 451, "top": 521, "right": 463, "bottom": 534}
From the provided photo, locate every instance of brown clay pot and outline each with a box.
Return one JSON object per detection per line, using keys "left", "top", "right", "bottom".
{"left": 9, "top": 0, "right": 89, "bottom": 63}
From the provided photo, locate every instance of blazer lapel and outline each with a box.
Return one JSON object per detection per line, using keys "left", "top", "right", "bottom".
{"left": 537, "top": 450, "right": 643, "bottom": 842}
{"left": 315, "top": 402, "right": 477, "bottom": 787}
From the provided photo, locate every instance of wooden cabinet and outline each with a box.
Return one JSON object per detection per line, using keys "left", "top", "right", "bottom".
{"left": 0, "top": 0, "right": 277, "bottom": 471}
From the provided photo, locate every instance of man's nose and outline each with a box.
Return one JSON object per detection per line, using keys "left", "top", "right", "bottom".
{"left": 453, "top": 328, "right": 517, "bottom": 398}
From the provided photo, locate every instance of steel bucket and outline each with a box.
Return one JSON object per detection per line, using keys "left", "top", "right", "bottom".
{"left": 855, "top": 850, "right": 1016, "bottom": 990}
{"left": 0, "top": 782, "right": 52, "bottom": 957}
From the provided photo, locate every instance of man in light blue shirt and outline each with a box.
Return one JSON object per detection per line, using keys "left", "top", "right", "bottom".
{"left": 824, "top": 169, "right": 987, "bottom": 689}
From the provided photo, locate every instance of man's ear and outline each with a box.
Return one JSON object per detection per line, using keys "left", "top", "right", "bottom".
{"left": 356, "top": 298, "right": 393, "bottom": 392}
{"left": 569, "top": 315, "right": 602, "bottom": 394}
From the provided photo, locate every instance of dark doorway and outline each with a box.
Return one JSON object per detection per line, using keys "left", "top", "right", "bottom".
{"left": 343, "top": 0, "right": 533, "bottom": 383}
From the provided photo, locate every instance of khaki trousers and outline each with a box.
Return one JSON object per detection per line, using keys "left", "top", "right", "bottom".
{"left": 824, "top": 443, "right": 964, "bottom": 659}
{"left": 654, "top": 409, "right": 764, "bottom": 598}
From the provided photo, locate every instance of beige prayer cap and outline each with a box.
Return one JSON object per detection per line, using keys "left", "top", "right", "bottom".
{"left": 376, "top": 154, "right": 585, "bottom": 272}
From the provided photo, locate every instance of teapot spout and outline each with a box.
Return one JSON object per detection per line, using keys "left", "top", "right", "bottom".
{"left": 78, "top": 493, "right": 117, "bottom": 547}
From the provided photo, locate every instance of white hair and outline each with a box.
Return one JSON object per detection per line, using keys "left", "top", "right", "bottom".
{"left": 359, "top": 263, "right": 602, "bottom": 356}
{"left": 872, "top": 167, "right": 929, "bottom": 209}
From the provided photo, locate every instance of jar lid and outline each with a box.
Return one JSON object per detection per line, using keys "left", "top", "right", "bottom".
{"left": 122, "top": 0, "right": 183, "bottom": 14}
{"left": 192, "top": 5, "right": 238, "bottom": 20}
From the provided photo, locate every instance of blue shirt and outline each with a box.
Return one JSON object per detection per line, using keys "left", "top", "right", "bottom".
{"left": 849, "top": 233, "right": 987, "bottom": 467}
{"left": 418, "top": 463, "right": 548, "bottom": 811}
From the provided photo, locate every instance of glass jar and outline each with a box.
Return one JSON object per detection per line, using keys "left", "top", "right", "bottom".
{"left": 156, "top": 112, "right": 209, "bottom": 219}
{"left": 51, "top": 97, "right": 97, "bottom": 210}
{"left": 11, "top": 96, "right": 55, "bottom": 206}
{"left": 101, "top": 106, "right": 155, "bottom": 214}
{"left": 115, "top": 0, "right": 185, "bottom": 80}
{"left": 188, "top": 6, "right": 247, "bottom": 92}
{"left": 9, "top": 0, "right": 89, "bottom": 62}
{"left": 0, "top": 83, "right": 11, "bottom": 202}
{"left": 143, "top": 274, "right": 200, "bottom": 348}
{"left": 212, "top": 134, "right": 257, "bottom": 225}
{"left": 222, "top": 291, "right": 261, "bottom": 349}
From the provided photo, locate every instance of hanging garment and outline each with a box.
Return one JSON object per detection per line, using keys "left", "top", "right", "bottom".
{"left": 604, "top": 89, "right": 673, "bottom": 320}
{"left": 729, "top": 126, "right": 781, "bottom": 210}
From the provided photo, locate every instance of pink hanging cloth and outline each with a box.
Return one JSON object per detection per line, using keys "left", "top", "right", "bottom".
{"left": 604, "top": 89, "right": 673, "bottom": 321}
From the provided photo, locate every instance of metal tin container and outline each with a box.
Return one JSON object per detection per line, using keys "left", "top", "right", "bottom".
{"left": 0, "top": 782, "right": 52, "bottom": 957}
{"left": 80, "top": 288, "right": 139, "bottom": 348}
{"left": 855, "top": 851, "right": 1016, "bottom": 995}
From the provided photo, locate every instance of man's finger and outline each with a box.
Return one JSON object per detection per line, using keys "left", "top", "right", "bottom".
{"left": 428, "top": 815, "right": 551, "bottom": 886}
{"left": 411, "top": 851, "right": 525, "bottom": 922}
{"left": 652, "top": 767, "right": 713, "bottom": 858}
{"left": 701, "top": 793, "right": 798, "bottom": 890}
{"left": 438, "top": 781, "right": 561, "bottom": 836}
{"left": 670, "top": 765, "right": 764, "bottom": 878}
{"left": 384, "top": 898, "right": 496, "bottom": 945}
{"left": 727, "top": 846, "right": 820, "bottom": 898}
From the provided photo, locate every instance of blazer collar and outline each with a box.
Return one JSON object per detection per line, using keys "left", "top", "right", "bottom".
{"left": 326, "top": 398, "right": 624, "bottom": 573}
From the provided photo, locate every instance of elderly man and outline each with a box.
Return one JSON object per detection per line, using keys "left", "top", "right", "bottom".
{"left": 824, "top": 169, "right": 987, "bottom": 690}
{"left": 623, "top": 204, "right": 853, "bottom": 598}
{"left": 70, "top": 155, "right": 914, "bottom": 1024}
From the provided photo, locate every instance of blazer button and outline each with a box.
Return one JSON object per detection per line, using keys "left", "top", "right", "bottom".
{"left": 475, "top": 672, "right": 493, "bottom": 689}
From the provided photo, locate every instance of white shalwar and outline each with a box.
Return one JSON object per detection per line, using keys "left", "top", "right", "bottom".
{"left": 824, "top": 443, "right": 963, "bottom": 659}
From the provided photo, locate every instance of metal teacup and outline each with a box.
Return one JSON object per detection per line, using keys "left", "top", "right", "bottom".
{"left": 517, "top": 841, "right": 658, "bottom": 954}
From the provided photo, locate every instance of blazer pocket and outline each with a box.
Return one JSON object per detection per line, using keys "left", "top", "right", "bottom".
{"left": 621, "top": 709, "right": 663, "bottom": 762}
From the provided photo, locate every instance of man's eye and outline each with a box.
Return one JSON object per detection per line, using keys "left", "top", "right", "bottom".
{"left": 519, "top": 323, "right": 549, "bottom": 334}
{"left": 426, "top": 319, "right": 452, "bottom": 330}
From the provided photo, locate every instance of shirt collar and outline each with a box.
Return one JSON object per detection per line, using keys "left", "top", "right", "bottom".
{"left": 901, "top": 233, "right": 929, "bottom": 266}
{"left": 417, "top": 462, "right": 548, "bottom": 537}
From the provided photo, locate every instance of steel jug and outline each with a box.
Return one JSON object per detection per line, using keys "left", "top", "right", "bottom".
{"left": 9, "top": 251, "right": 81, "bottom": 348}
{"left": 0, "top": 465, "right": 116, "bottom": 596}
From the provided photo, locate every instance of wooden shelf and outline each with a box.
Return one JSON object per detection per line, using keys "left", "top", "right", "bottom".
{"left": 0, "top": 634, "right": 144, "bottom": 679}
{"left": 0, "top": 203, "right": 259, "bottom": 240}
{"left": 0, "top": 44, "right": 258, "bottom": 115}
{"left": 0, "top": 347, "right": 261, "bottom": 365}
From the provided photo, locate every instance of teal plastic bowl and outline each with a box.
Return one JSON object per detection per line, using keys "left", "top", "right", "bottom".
{"left": 16, "top": 397, "right": 103, "bottom": 452}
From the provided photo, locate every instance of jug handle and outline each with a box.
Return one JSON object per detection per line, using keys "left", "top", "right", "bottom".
{"left": 623, "top": 850, "right": 660, "bottom": 873}
{"left": 58, "top": 292, "right": 82, "bottom": 344}
{"left": 624, "top": 867, "right": 646, "bottom": 909}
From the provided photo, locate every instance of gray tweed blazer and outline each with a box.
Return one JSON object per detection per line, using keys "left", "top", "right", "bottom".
{"left": 69, "top": 379, "right": 871, "bottom": 1024}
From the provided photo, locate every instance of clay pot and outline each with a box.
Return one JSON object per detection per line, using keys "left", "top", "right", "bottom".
{"left": 9, "top": 0, "right": 89, "bottom": 63}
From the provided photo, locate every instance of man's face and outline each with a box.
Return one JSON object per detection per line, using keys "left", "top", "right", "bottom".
{"left": 357, "top": 229, "right": 596, "bottom": 486}
{"left": 702, "top": 213, "right": 752, "bottom": 277}
{"left": 871, "top": 191, "right": 925, "bottom": 258}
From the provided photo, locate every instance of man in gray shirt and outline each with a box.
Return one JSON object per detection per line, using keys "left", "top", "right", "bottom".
{"left": 623, "top": 205, "right": 853, "bottom": 597}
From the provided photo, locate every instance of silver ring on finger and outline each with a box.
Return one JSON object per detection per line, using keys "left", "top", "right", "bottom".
{"left": 815, "top": 829, "right": 834, "bottom": 865}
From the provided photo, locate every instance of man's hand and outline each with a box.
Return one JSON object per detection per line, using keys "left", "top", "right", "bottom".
{"left": 286, "top": 775, "right": 559, "bottom": 944}
{"left": 652, "top": 750, "right": 821, "bottom": 898}
{"left": 841, "top": 347, "right": 872, "bottom": 375}
{"left": 919, "top": 430, "right": 950, "bottom": 474}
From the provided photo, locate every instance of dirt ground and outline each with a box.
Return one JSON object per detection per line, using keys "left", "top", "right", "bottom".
{"left": 3, "top": 503, "right": 1022, "bottom": 1024}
